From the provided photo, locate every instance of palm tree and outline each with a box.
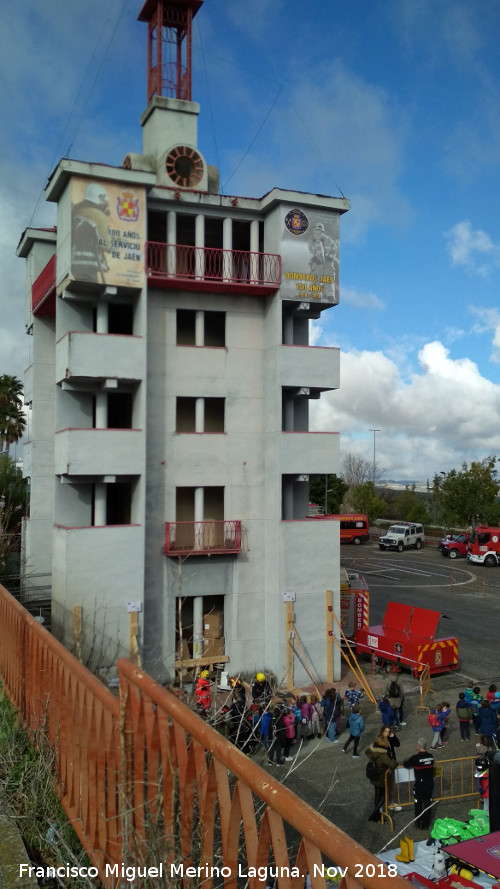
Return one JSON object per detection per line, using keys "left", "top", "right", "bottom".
{"left": 0, "top": 375, "right": 26, "bottom": 456}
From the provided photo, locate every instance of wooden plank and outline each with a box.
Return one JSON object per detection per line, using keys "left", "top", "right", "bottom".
{"left": 129, "top": 612, "right": 142, "bottom": 667}
{"left": 285, "top": 601, "right": 294, "bottom": 688}
{"left": 174, "top": 655, "right": 229, "bottom": 669}
{"left": 325, "top": 589, "right": 333, "bottom": 684}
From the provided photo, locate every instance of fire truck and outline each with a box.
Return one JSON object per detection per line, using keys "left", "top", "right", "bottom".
{"left": 355, "top": 601, "right": 459, "bottom": 676}
{"left": 467, "top": 525, "right": 500, "bottom": 567}
{"left": 340, "top": 567, "right": 370, "bottom": 640}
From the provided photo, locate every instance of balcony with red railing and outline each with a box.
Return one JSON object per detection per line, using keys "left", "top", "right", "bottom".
{"left": 32, "top": 254, "right": 56, "bottom": 317}
{"left": 147, "top": 241, "right": 281, "bottom": 295}
{"left": 165, "top": 519, "right": 242, "bottom": 555}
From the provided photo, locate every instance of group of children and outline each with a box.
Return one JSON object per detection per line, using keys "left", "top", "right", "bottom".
{"left": 427, "top": 683, "right": 500, "bottom": 749}
{"left": 261, "top": 682, "right": 366, "bottom": 765}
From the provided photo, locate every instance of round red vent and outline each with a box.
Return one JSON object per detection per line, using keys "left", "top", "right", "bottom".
{"left": 165, "top": 146, "right": 204, "bottom": 188}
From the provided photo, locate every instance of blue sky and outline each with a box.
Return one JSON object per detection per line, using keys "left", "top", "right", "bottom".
{"left": 2, "top": 0, "right": 500, "bottom": 480}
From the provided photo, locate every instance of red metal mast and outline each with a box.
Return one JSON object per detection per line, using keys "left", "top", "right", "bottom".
{"left": 138, "top": 0, "right": 203, "bottom": 103}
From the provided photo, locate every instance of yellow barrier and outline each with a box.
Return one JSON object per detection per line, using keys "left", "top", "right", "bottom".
{"left": 380, "top": 755, "right": 479, "bottom": 832}
{"left": 414, "top": 663, "right": 436, "bottom": 716}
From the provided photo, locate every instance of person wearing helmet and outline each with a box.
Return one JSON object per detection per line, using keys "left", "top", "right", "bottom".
{"left": 252, "top": 673, "right": 272, "bottom": 711}
{"left": 229, "top": 677, "right": 246, "bottom": 706}
{"left": 195, "top": 669, "right": 211, "bottom": 717}
{"left": 71, "top": 182, "right": 111, "bottom": 283}
{"left": 474, "top": 756, "right": 490, "bottom": 812}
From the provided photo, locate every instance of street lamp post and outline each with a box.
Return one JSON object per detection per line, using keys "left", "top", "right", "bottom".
{"left": 369, "top": 429, "right": 380, "bottom": 487}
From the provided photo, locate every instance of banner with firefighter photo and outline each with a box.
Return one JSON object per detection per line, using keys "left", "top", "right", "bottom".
{"left": 281, "top": 208, "right": 340, "bottom": 305}
{"left": 70, "top": 178, "right": 145, "bottom": 288}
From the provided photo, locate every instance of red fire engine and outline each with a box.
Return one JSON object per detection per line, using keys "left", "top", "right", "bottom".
{"left": 355, "top": 601, "right": 459, "bottom": 676}
{"left": 340, "top": 568, "right": 369, "bottom": 639}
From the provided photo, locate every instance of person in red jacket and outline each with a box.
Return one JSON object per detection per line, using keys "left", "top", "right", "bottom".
{"left": 195, "top": 670, "right": 211, "bottom": 717}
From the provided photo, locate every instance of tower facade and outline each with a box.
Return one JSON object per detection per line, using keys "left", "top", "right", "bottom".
{"left": 17, "top": 0, "right": 349, "bottom": 684}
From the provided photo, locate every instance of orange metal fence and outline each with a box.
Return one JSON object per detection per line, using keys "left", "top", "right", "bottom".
{"left": 0, "top": 583, "right": 121, "bottom": 872}
{"left": 0, "top": 584, "right": 410, "bottom": 889}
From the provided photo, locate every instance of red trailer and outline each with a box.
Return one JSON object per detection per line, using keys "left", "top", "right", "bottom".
{"left": 355, "top": 601, "right": 458, "bottom": 676}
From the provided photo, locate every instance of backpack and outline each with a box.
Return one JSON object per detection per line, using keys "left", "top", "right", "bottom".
{"left": 389, "top": 681, "right": 400, "bottom": 698}
{"left": 365, "top": 759, "right": 379, "bottom": 781}
{"left": 427, "top": 712, "right": 439, "bottom": 728}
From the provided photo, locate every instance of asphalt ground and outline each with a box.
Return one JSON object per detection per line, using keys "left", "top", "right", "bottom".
{"left": 253, "top": 543, "right": 500, "bottom": 858}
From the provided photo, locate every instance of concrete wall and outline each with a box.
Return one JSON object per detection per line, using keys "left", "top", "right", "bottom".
{"left": 52, "top": 524, "right": 145, "bottom": 667}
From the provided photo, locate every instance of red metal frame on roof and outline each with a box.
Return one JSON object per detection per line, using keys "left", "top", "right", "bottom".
{"left": 139, "top": 0, "right": 204, "bottom": 103}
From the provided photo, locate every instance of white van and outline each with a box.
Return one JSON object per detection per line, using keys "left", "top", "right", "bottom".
{"left": 379, "top": 522, "right": 425, "bottom": 552}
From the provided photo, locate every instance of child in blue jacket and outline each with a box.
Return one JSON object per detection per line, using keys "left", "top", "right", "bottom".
{"left": 378, "top": 695, "right": 394, "bottom": 728}
{"left": 342, "top": 705, "right": 365, "bottom": 757}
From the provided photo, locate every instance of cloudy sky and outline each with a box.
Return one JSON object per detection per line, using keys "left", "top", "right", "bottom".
{"left": 2, "top": 0, "right": 500, "bottom": 481}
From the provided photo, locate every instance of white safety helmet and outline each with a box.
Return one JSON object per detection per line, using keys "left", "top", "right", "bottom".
{"left": 84, "top": 183, "right": 109, "bottom": 209}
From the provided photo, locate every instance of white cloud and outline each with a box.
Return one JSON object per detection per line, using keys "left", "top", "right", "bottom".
{"left": 445, "top": 220, "right": 500, "bottom": 276}
{"left": 341, "top": 286, "right": 385, "bottom": 311}
{"left": 470, "top": 307, "right": 500, "bottom": 363}
{"left": 310, "top": 339, "right": 500, "bottom": 479}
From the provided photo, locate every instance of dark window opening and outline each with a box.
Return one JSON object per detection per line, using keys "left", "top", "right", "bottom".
{"left": 204, "top": 311, "right": 225, "bottom": 347}
{"left": 177, "top": 309, "right": 196, "bottom": 345}
{"left": 203, "top": 487, "right": 224, "bottom": 521}
{"left": 176, "top": 397, "right": 196, "bottom": 432}
{"left": 108, "top": 303, "right": 134, "bottom": 335}
{"left": 107, "top": 392, "right": 133, "bottom": 428}
{"left": 148, "top": 210, "right": 167, "bottom": 242}
{"left": 232, "top": 221, "right": 251, "bottom": 252}
{"left": 204, "top": 398, "right": 225, "bottom": 432}
{"left": 106, "top": 483, "right": 132, "bottom": 525}
{"left": 177, "top": 214, "right": 196, "bottom": 247}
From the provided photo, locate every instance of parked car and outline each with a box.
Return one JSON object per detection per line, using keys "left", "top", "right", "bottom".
{"left": 438, "top": 533, "right": 470, "bottom": 559}
{"left": 379, "top": 522, "right": 425, "bottom": 552}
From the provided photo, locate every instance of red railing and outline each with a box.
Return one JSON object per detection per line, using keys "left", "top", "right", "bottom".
{"left": 0, "top": 583, "right": 409, "bottom": 889}
{"left": 32, "top": 254, "right": 56, "bottom": 316}
{"left": 146, "top": 241, "right": 281, "bottom": 291}
{"left": 165, "top": 519, "right": 242, "bottom": 555}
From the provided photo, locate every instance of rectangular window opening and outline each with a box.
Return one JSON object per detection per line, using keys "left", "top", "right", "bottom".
{"left": 107, "top": 392, "right": 133, "bottom": 428}
{"left": 204, "top": 398, "right": 225, "bottom": 433}
{"left": 176, "top": 397, "right": 196, "bottom": 432}
{"left": 177, "top": 309, "right": 196, "bottom": 345}
{"left": 204, "top": 311, "right": 225, "bottom": 347}
{"left": 106, "top": 482, "right": 132, "bottom": 525}
{"left": 108, "top": 303, "right": 134, "bottom": 335}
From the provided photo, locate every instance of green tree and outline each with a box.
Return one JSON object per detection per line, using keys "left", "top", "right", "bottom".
{"left": 0, "top": 375, "right": 26, "bottom": 455}
{"left": 309, "top": 474, "right": 349, "bottom": 515}
{"left": 435, "top": 458, "right": 499, "bottom": 527}
{"left": 0, "top": 454, "right": 28, "bottom": 581}
{"left": 393, "top": 486, "right": 431, "bottom": 524}
{"left": 0, "top": 454, "right": 28, "bottom": 534}
{"left": 350, "top": 481, "right": 387, "bottom": 525}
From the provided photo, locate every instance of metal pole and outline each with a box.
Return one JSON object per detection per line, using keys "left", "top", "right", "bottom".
{"left": 369, "top": 428, "right": 380, "bottom": 486}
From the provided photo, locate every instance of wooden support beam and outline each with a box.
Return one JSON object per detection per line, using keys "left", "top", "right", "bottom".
{"left": 285, "top": 600, "right": 295, "bottom": 688}
{"left": 129, "top": 612, "right": 142, "bottom": 668}
{"left": 325, "top": 589, "right": 333, "bottom": 684}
